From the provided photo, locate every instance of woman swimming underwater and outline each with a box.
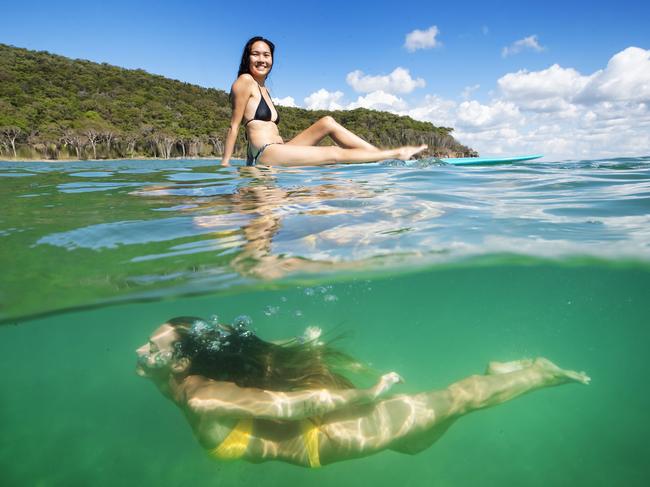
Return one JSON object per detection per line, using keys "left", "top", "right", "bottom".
{"left": 220, "top": 36, "right": 427, "bottom": 167}
{"left": 136, "top": 316, "right": 590, "bottom": 468}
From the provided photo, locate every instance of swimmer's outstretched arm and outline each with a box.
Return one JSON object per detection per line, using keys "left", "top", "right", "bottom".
{"left": 185, "top": 372, "right": 403, "bottom": 420}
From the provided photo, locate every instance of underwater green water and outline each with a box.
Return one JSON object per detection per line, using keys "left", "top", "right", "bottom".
{"left": 1, "top": 264, "right": 649, "bottom": 486}
{"left": 2, "top": 157, "right": 650, "bottom": 485}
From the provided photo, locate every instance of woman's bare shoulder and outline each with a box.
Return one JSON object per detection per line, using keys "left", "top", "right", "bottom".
{"left": 231, "top": 74, "right": 256, "bottom": 94}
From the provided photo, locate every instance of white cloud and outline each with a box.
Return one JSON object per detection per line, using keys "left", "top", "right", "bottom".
{"left": 578, "top": 47, "right": 650, "bottom": 103}
{"left": 304, "top": 89, "right": 344, "bottom": 110}
{"left": 461, "top": 84, "right": 480, "bottom": 100}
{"left": 406, "top": 47, "right": 650, "bottom": 159}
{"left": 502, "top": 35, "right": 546, "bottom": 57}
{"left": 498, "top": 47, "right": 650, "bottom": 112}
{"left": 404, "top": 25, "right": 441, "bottom": 52}
{"left": 498, "top": 64, "right": 590, "bottom": 102}
{"left": 456, "top": 100, "right": 522, "bottom": 129}
{"left": 404, "top": 95, "right": 457, "bottom": 128}
{"left": 272, "top": 96, "right": 297, "bottom": 107}
{"left": 402, "top": 97, "right": 523, "bottom": 133}
{"left": 346, "top": 67, "right": 425, "bottom": 94}
{"left": 300, "top": 47, "right": 650, "bottom": 160}
{"left": 497, "top": 64, "right": 591, "bottom": 115}
{"left": 348, "top": 90, "right": 408, "bottom": 111}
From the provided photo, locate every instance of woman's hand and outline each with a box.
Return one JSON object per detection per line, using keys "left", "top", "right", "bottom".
{"left": 373, "top": 372, "right": 404, "bottom": 399}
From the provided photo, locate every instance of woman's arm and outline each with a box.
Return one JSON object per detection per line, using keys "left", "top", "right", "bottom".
{"left": 186, "top": 372, "right": 403, "bottom": 420}
{"left": 221, "top": 76, "right": 252, "bottom": 166}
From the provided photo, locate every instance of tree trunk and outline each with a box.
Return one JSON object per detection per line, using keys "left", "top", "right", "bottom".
{"left": 127, "top": 138, "right": 136, "bottom": 156}
{"left": 85, "top": 130, "right": 99, "bottom": 159}
{"left": 1, "top": 127, "right": 22, "bottom": 158}
{"left": 208, "top": 136, "right": 223, "bottom": 156}
{"left": 164, "top": 137, "right": 174, "bottom": 159}
{"left": 103, "top": 131, "right": 114, "bottom": 156}
{"left": 74, "top": 140, "right": 82, "bottom": 159}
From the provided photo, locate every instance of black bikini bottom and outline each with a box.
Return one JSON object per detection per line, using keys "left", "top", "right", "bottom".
{"left": 247, "top": 142, "right": 283, "bottom": 166}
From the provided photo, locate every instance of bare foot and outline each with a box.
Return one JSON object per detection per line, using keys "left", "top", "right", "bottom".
{"left": 396, "top": 144, "right": 428, "bottom": 161}
{"left": 486, "top": 359, "right": 534, "bottom": 375}
{"left": 533, "top": 357, "right": 591, "bottom": 385}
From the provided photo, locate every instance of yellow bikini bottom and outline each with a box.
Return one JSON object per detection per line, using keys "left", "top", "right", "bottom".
{"left": 209, "top": 418, "right": 321, "bottom": 468}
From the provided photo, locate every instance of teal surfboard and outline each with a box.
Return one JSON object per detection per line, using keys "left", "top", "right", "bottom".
{"left": 440, "top": 154, "right": 543, "bottom": 166}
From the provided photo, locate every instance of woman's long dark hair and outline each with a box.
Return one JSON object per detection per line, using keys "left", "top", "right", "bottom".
{"left": 169, "top": 316, "right": 365, "bottom": 391}
{"left": 237, "top": 36, "right": 275, "bottom": 78}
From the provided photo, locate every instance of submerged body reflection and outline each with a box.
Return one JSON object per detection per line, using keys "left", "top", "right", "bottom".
{"left": 140, "top": 166, "right": 381, "bottom": 280}
{"left": 137, "top": 316, "right": 590, "bottom": 468}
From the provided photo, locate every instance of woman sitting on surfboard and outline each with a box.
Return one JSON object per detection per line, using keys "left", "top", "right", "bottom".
{"left": 137, "top": 315, "right": 590, "bottom": 468}
{"left": 220, "top": 36, "right": 427, "bottom": 167}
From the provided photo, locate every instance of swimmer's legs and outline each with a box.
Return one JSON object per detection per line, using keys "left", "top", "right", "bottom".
{"left": 388, "top": 358, "right": 589, "bottom": 455}
{"left": 286, "top": 116, "right": 378, "bottom": 150}
{"left": 485, "top": 358, "right": 534, "bottom": 375}
{"left": 444, "top": 357, "right": 589, "bottom": 414}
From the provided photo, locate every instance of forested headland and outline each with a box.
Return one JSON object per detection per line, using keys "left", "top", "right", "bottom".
{"left": 0, "top": 44, "right": 476, "bottom": 161}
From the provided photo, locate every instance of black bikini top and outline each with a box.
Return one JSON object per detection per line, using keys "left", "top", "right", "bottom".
{"left": 244, "top": 84, "right": 280, "bottom": 126}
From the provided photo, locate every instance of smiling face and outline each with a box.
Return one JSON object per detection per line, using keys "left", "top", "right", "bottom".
{"left": 136, "top": 323, "right": 179, "bottom": 379}
{"left": 248, "top": 40, "right": 273, "bottom": 80}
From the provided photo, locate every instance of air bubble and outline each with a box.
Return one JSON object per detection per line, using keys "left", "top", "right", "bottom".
{"left": 263, "top": 305, "right": 279, "bottom": 316}
{"left": 233, "top": 314, "right": 253, "bottom": 329}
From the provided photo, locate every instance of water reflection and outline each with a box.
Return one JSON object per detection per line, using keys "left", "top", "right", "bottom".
{"left": 2, "top": 158, "right": 650, "bottom": 321}
{"left": 137, "top": 166, "right": 382, "bottom": 279}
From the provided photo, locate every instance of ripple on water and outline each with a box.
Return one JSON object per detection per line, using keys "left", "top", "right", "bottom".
{"left": 57, "top": 181, "right": 147, "bottom": 193}
{"left": 0, "top": 172, "right": 36, "bottom": 177}
{"left": 165, "top": 172, "right": 229, "bottom": 181}
{"left": 69, "top": 171, "right": 114, "bottom": 178}
{"left": 36, "top": 213, "right": 251, "bottom": 250}
{"left": 133, "top": 182, "right": 239, "bottom": 197}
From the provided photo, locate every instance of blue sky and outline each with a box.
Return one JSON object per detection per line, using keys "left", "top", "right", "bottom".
{"left": 2, "top": 0, "right": 650, "bottom": 159}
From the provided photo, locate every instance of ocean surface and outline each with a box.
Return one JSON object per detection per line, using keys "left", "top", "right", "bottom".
{"left": 1, "top": 156, "right": 649, "bottom": 486}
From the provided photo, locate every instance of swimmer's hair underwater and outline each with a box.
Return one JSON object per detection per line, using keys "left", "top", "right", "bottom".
{"left": 167, "top": 316, "right": 367, "bottom": 392}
